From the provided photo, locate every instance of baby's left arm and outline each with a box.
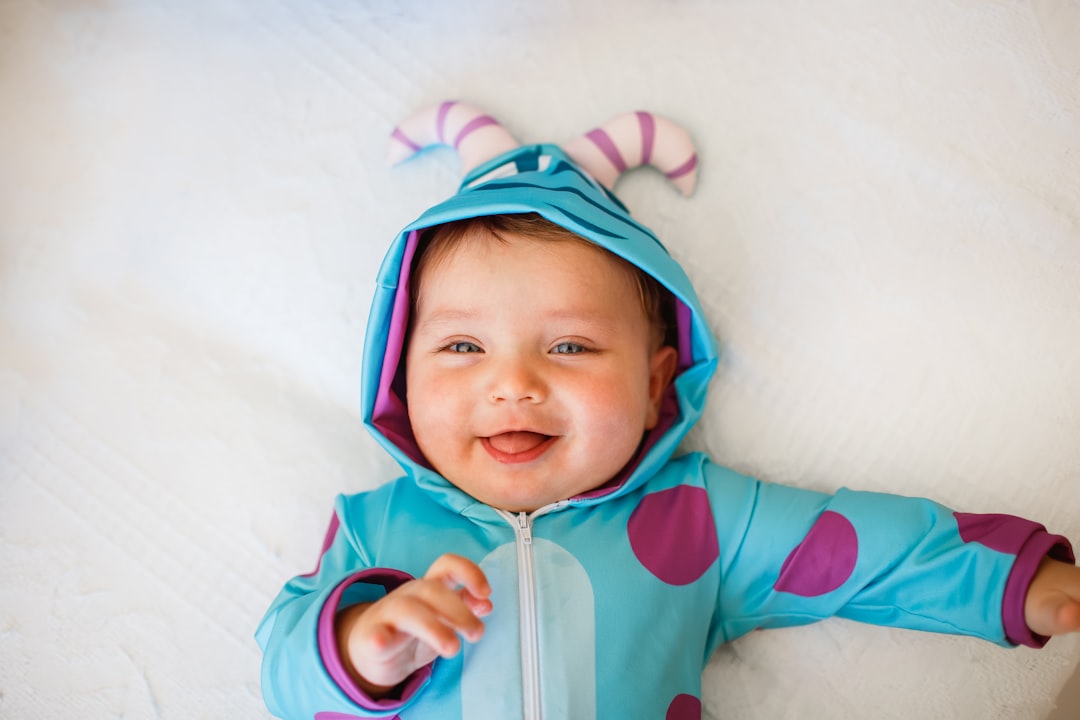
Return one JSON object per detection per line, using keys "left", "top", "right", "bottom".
{"left": 701, "top": 461, "right": 1078, "bottom": 650}
{"left": 1026, "top": 557, "right": 1080, "bottom": 638}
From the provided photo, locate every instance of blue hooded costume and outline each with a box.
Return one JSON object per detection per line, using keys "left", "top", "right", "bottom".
{"left": 256, "top": 103, "right": 1074, "bottom": 720}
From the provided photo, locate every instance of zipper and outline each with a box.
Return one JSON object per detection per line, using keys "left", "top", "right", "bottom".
{"left": 515, "top": 511, "right": 540, "bottom": 720}
{"left": 496, "top": 504, "right": 563, "bottom": 720}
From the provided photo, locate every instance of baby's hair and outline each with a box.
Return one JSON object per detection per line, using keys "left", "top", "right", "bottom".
{"left": 410, "top": 212, "right": 676, "bottom": 349}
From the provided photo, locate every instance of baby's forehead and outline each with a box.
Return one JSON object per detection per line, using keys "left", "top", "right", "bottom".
{"left": 419, "top": 229, "right": 636, "bottom": 292}
{"left": 418, "top": 221, "right": 640, "bottom": 284}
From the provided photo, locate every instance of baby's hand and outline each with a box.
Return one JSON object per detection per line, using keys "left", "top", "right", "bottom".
{"left": 335, "top": 554, "right": 492, "bottom": 698}
{"left": 1024, "top": 557, "right": 1080, "bottom": 638}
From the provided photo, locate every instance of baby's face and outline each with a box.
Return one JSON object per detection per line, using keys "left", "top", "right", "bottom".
{"left": 405, "top": 230, "right": 677, "bottom": 512}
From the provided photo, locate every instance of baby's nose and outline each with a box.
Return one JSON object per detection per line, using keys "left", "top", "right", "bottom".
{"left": 488, "top": 356, "right": 546, "bottom": 403}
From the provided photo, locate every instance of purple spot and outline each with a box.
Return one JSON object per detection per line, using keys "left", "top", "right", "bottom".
{"left": 316, "top": 714, "right": 397, "bottom": 720}
{"left": 774, "top": 511, "right": 858, "bottom": 597}
{"left": 666, "top": 693, "right": 702, "bottom": 719}
{"left": 628, "top": 486, "right": 719, "bottom": 586}
{"left": 954, "top": 512, "right": 1043, "bottom": 556}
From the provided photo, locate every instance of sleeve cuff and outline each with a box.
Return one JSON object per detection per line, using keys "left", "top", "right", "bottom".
{"left": 1002, "top": 530, "right": 1075, "bottom": 648}
{"left": 316, "top": 568, "right": 434, "bottom": 711}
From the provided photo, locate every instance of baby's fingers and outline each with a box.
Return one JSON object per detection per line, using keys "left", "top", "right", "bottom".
{"left": 1052, "top": 596, "right": 1080, "bottom": 635}
{"left": 461, "top": 589, "right": 494, "bottom": 618}
{"left": 1025, "top": 558, "right": 1080, "bottom": 637}
{"left": 417, "top": 581, "right": 488, "bottom": 644}
{"left": 374, "top": 580, "right": 486, "bottom": 653}
{"left": 379, "top": 595, "right": 470, "bottom": 658}
{"left": 1028, "top": 593, "right": 1080, "bottom": 637}
{"left": 425, "top": 553, "right": 492, "bottom": 602}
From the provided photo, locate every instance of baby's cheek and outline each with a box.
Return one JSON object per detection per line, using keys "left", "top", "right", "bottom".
{"left": 411, "top": 410, "right": 457, "bottom": 465}
{"left": 586, "top": 390, "right": 652, "bottom": 450}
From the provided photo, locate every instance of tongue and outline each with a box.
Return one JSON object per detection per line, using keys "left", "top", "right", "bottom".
{"left": 487, "top": 431, "right": 549, "bottom": 454}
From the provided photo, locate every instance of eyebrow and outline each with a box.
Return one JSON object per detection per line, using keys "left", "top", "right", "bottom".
{"left": 412, "top": 307, "right": 482, "bottom": 328}
{"left": 414, "top": 307, "right": 618, "bottom": 331}
{"left": 540, "top": 309, "right": 616, "bottom": 329}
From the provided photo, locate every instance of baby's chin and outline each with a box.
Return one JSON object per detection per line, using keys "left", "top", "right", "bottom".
{"left": 468, "top": 487, "right": 563, "bottom": 514}
{"left": 448, "top": 474, "right": 600, "bottom": 514}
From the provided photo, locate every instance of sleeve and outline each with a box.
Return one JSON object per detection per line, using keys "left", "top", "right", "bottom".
{"left": 702, "top": 461, "right": 1074, "bottom": 655}
{"left": 255, "top": 494, "right": 433, "bottom": 719}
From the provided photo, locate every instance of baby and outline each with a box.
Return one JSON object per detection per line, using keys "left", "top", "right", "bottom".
{"left": 256, "top": 103, "right": 1080, "bottom": 719}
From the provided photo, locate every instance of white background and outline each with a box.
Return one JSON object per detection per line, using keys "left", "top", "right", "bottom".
{"left": 2, "top": 1, "right": 1079, "bottom": 717}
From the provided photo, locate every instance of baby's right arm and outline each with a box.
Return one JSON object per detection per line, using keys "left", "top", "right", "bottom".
{"left": 335, "top": 553, "right": 493, "bottom": 699}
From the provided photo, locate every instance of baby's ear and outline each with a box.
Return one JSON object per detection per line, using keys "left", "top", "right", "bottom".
{"left": 645, "top": 346, "right": 679, "bottom": 430}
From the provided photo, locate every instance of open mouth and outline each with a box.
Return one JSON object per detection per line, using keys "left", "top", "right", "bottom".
{"left": 481, "top": 431, "right": 556, "bottom": 464}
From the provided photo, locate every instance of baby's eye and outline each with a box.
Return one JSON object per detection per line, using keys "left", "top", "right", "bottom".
{"left": 551, "top": 342, "right": 587, "bottom": 355}
{"left": 446, "top": 341, "right": 482, "bottom": 354}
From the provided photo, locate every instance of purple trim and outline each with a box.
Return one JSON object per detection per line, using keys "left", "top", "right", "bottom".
{"left": 317, "top": 568, "right": 433, "bottom": 710}
{"left": 586, "top": 128, "right": 627, "bottom": 173}
{"left": 453, "top": 115, "right": 499, "bottom": 149}
{"left": 435, "top": 100, "right": 456, "bottom": 144}
{"left": 301, "top": 513, "right": 342, "bottom": 579}
{"left": 372, "top": 230, "right": 416, "bottom": 419}
{"left": 371, "top": 230, "right": 429, "bottom": 466}
{"left": 636, "top": 112, "right": 655, "bottom": 166}
{"left": 665, "top": 154, "right": 698, "bottom": 180}
{"left": 390, "top": 128, "right": 421, "bottom": 153}
{"left": 1002, "top": 532, "right": 1074, "bottom": 648}
{"left": 953, "top": 512, "right": 1074, "bottom": 647}
{"left": 954, "top": 512, "right": 1041, "bottom": 554}
{"left": 676, "top": 299, "right": 692, "bottom": 371}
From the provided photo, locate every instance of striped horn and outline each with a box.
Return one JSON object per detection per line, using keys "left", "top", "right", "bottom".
{"left": 387, "top": 101, "right": 520, "bottom": 175}
{"left": 563, "top": 111, "right": 698, "bottom": 196}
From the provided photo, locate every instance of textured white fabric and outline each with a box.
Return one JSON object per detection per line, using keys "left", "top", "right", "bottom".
{"left": 2, "top": 1, "right": 1078, "bottom": 717}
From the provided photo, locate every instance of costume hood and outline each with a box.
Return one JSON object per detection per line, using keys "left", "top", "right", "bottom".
{"left": 360, "top": 101, "right": 719, "bottom": 509}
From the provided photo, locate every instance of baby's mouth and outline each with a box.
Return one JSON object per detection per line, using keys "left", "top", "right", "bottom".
{"left": 487, "top": 431, "right": 549, "bottom": 453}
{"left": 481, "top": 431, "right": 556, "bottom": 463}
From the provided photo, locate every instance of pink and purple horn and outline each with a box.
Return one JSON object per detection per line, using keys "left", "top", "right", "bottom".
{"left": 387, "top": 101, "right": 520, "bottom": 175}
{"left": 563, "top": 111, "right": 698, "bottom": 196}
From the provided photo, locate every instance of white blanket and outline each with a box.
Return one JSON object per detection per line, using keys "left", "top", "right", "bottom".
{"left": 2, "top": 1, "right": 1078, "bottom": 717}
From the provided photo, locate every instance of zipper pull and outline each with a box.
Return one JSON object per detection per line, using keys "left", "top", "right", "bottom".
{"left": 517, "top": 511, "right": 533, "bottom": 545}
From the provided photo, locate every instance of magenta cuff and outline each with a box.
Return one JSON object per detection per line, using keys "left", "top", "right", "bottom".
{"left": 1002, "top": 530, "right": 1075, "bottom": 648}
{"left": 316, "top": 568, "right": 434, "bottom": 711}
